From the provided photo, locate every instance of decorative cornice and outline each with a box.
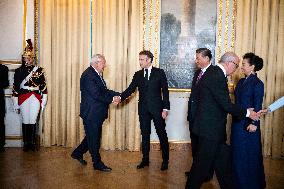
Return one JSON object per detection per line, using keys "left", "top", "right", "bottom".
{"left": 0, "top": 60, "right": 21, "bottom": 65}
{"left": 6, "top": 136, "right": 22, "bottom": 140}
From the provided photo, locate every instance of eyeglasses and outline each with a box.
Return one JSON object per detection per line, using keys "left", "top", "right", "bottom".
{"left": 229, "top": 61, "right": 239, "bottom": 69}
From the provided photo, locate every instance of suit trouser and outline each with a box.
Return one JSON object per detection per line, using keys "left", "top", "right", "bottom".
{"left": 189, "top": 126, "right": 214, "bottom": 179}
{"left": 139, "top": 111, "right": 169, "bottom": 162}
{"left": 0, "top": 116, "right": 5, "bottom": 148}
{"left": 72, "top": 119, "right": 103, "bottom": 164}
{"left": 185, "top": 137, "right": 233, "bottom": 189}
{"left": 189, "top": 128, "right": 198, "bottom": 158}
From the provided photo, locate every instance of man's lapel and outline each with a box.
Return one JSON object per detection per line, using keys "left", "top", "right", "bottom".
{"left": 149, "top": 67, "right": 156, "bottom": 81}
{"left": 90, "top": 66, "right": 107, "bottom": 88}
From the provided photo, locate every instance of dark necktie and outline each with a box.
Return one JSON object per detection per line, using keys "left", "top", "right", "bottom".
{"left": 99, "top": 74, "right": 106, "bottom": 86}
{"left": 196, "top": 70, "right": 203, "bottom": 83}
{"left": 145, "top": 69, "right": 148, "bottom": 80}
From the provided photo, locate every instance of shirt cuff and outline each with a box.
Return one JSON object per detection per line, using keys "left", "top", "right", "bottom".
{"left": 246, "top": 109, "right": 250, "bottom": 117}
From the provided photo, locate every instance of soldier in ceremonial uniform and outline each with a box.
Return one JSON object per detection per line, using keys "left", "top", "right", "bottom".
{"left": 13, "top": 39, "right": 47, "bottom": 151}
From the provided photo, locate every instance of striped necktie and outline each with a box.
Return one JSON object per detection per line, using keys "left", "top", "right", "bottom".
{"left": 196, "top": 70, "right": 203, "bottom": 83}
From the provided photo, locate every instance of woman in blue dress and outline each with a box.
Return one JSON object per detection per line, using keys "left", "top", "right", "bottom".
{"left": 231, "top": 52, "right": 266, "bottom": 189}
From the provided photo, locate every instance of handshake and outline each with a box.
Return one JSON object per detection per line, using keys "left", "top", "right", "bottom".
{"left": 112, "top": 96, "right": 121, "bottom": 105}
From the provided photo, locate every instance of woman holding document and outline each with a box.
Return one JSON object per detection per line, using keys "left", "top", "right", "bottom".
{"left": 231, "top": 53, "right": 266, "bottom": 189}
{"left": 263, "top": 96, "right": 284, "bottom": 113}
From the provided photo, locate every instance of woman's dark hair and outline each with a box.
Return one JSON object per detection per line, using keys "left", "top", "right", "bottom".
{"left": 243, "top": 52, "right": 263, "bottom": 72}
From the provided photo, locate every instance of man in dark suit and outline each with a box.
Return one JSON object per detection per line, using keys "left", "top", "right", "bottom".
{"left": 120, "top": 50, "right": 170, "bottom": 171}
{"left": 187, "top": 48, "right": 214, "bottom": 159}
{"left": 185, "top": 52, "right": 261, "bottom": 189}
{"left": 186, "top": 48, "right": 214, "bottom": 179}
{"left": 0, "top": 64, "right": 9, "bottom": 152}
{"left": 71, "top": 54, "right": 120, "bottom": 172}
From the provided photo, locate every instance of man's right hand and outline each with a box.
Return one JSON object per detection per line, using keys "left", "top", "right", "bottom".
{"left": 112, "top": 96, "right": 121, "bottom": 105}
{"left": 248, "top": 108, "right": 260, "bottom": 121}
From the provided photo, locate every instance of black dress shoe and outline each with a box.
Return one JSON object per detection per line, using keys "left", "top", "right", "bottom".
{"left": 204, "top": 175, "right": 213, "bottom": 182}
{"left": 184, "top": 171, "right": 211, "bottom": 181}
{"left": 160, "top": 161, "right": 168, "bottom": 171}
{"left": 71, "top": 153, "right": 87, "bottom": 165}
{"left": 0, "top": 147, "right": 5, "bottom": 152}
{"left": 137, "top": 161, "right": 149, "bottom": 169}
{"left": 29, "top": 144, "right": 36, "bottom": 151}
{"left": 93, "top": 162, "right": 112, "bottom": 172}
{"left": 23, "top": 145, "right": 29, "bottom": 152}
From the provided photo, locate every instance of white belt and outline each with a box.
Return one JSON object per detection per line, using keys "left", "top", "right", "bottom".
{"left": 21, "top": 86, "right": 39, "bottom": 91}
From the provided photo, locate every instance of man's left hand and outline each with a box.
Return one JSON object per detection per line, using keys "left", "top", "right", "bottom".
{"left": 247, "top": 124, "right": 257, "bottom": 132}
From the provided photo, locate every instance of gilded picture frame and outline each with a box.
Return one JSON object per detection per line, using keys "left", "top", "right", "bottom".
{"left": 159, "top": 0, "right": 217, "bottom": 91}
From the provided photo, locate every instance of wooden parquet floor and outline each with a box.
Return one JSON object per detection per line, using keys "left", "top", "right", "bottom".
{"left": 0, "top": 147, "right": 283, "bottom": 189}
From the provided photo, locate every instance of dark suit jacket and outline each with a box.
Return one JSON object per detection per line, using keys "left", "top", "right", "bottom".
{"left": 79, "top": 66, "right": 118, "bottom": 122}
{"left": 187, "top": 65, "right": 214, "bottom": 129}
{"left": 0, "top": 64, "right": 9, "bottom": 117}
{"left": 121, "top": 67, "right": 170, "bottom": 115}
{"left": 192, "top": 65, "right": 246, "bottom": 142}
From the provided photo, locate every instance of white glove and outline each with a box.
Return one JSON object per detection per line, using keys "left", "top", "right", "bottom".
{"left": 41, "top": 94, "right": 47, "bottom": 110}
{"left": 12, "top": 96, "right": 20, "bottom": 113}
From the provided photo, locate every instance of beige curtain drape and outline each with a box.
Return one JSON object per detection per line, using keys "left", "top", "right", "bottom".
{"left": 234, "top": 0, "right": 284, "bottom": 157}
{"left": 40, "top": 0, "right": 90, "bottom": 147}
{"left": 91, "top": 0, "right": 142, "bottom": 151}
{"left": 40, "top": 0, "right": 142, "bottom": 150}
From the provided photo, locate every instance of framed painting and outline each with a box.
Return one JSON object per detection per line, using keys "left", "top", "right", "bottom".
{"left": 159, "top": 0, "right": 217, "bottom": 90}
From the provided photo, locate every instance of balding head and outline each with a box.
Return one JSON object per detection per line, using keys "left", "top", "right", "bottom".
{"left": 219, "top": 52, "right": 240, "bottom": 76}
{"left": 90, "top": 54, "right": 105, "bottom": 65}
{"left": 90, "top": 54, "right": 106, "bottom": 74}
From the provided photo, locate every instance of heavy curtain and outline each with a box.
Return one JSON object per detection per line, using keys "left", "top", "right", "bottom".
{"left": 91, "top": 0, "right": 142, "bottom": 151}
{"left": 234, "top": 0, "right": 284, "bottom": 157}
{"left": 40, "top": 0, "right": 90, "bottom": 147}
{"left": 40, "top": 0, "right": 142, "bottom": 151}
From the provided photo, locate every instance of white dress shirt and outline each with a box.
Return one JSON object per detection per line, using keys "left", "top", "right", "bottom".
{"left": 91, "top": 65, "right": 106, "bottom": 86}
{"left": 144, "top": 65, "right": 153, "bottom": 80}
{"left": 201, "top": 63, "right": 211, "bottom": 73}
